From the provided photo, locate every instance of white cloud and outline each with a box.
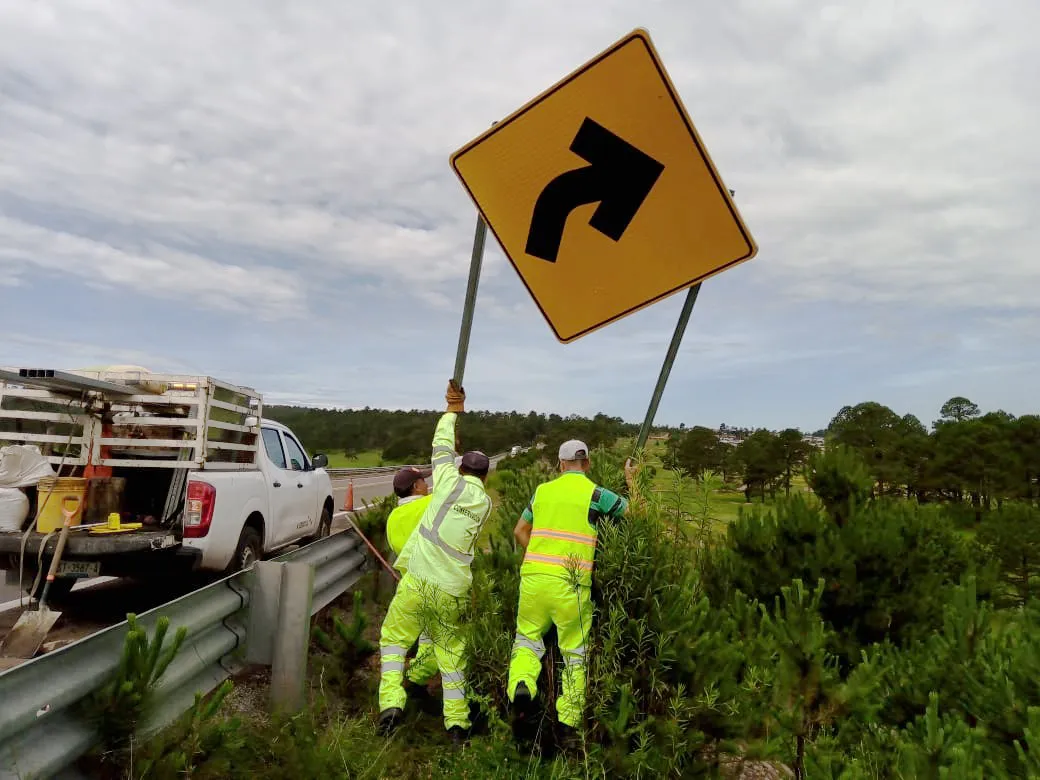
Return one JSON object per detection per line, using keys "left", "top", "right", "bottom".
{"left": 1, "top": 0, "right": 1038, "bottom": 428}
{"left": 0, "top": 217, "right": 305, "bottom": 317}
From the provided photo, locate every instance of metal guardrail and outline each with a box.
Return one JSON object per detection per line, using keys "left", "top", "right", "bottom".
{"left": 325, "top": 450, "right": 513, "bottom": 480}
{"left": 325, "top": 464, "right": 428, "bottom": 479}
{"left": 0, "top": 517, "right": 373, "bottom": 779}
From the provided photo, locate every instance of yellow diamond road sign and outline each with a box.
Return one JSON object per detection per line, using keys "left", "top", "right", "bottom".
{"left": 450, "top": 28, "right": 758, "bottom": 343}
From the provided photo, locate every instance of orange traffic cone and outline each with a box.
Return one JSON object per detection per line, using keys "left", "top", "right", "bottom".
{"left": 344, "top": 481, "right": 354, "bottom": 512}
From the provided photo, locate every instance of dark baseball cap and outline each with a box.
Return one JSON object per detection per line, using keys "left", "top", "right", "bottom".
{"left": 459, "top": 450, "right": 490, "bottom": 476}
{"left": 393, "top": 467, "right": 431, "bottom": 497}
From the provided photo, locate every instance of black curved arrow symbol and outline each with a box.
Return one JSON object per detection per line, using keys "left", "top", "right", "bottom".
{"left": 525, "top": 117, "right": 665, "bottom": 263}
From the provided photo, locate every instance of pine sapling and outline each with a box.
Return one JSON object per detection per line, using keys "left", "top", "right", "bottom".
{"left": 86, "top": 613, "right": 188, "bottom": 769}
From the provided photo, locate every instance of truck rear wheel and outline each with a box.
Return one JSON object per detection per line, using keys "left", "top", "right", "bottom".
{"left": 230, "top": 526, "right": 262, "bottom": 573}
{"left": 303, "top": 507, "right": 333, "bottom": 545}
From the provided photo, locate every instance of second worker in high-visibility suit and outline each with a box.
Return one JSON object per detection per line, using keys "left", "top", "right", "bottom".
{"left": 384, "top": 466, "right": 439, "bottom": 699}
{"left": 377, "top": 381, "right": 493, "bottom": 744}
{"left": 507, "top": 440, "right": 638, "bottom": 742}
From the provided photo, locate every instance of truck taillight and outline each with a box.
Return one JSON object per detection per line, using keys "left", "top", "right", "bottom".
{"left": 184, "top": 481, "right": 216, "bottom": 538}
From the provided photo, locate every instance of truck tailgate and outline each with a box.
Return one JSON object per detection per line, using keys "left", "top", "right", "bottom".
{"left": 0, "top": 530, "right": 179, "bottom": 557}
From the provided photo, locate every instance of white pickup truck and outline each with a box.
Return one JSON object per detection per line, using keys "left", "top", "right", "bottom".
{"left": 0, "top": 367, "right": 336, "bottom": 598}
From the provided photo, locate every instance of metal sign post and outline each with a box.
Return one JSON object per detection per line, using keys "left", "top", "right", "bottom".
{"left": 634, "top": 283, "right": 701, "bottom": 452}
{"left": 452, "top": 214, "right": 489, "bottom": 386}
{"left": 633, "top": 189, "right": 736, "bottom": 453}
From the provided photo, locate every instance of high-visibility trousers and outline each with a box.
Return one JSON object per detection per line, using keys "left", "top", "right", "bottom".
{"left": 507, "top": 572, "right": 593, "bottom": 728}
{"left": 392, "top": 570, "right": 438, "bottom": 687}
{"left": 407, "top": 635, "right": 439, "bottom": 685}
{"left": 378, "top": 572, "right": 470, "bottom": 730}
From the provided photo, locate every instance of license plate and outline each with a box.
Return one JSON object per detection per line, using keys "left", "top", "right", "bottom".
{"left": 57, "top": 560, "right": 100, "bottom": 578}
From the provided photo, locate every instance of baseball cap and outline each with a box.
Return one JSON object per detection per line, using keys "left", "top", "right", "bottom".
{"left": 459, "top": 450, "right": 490, "bottom": 475}
{"left": 558, "top": 440, "right": 589, "bottom": 461}
{"left": 393, "top": 466, "right": 431, "bottom": 497}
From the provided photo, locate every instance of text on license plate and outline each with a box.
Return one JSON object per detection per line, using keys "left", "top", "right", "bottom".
{"left": 57, "top": 561, "right": 100, "bottom": 577}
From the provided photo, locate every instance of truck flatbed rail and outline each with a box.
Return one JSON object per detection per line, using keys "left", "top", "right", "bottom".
{"left": 0, "top": 367, "right": 262, "bottom": 472}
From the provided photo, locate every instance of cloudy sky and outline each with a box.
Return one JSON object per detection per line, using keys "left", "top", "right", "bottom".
{"left": 2, "top": 0, "right": 1038, "bottom": 432}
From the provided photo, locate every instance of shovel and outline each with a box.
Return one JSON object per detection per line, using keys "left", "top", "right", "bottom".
{"left": 1, "top": 495, "right": 82, "bottom": 661}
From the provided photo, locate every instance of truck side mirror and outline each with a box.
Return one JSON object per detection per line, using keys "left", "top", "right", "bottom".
{"left": 311, "top": 453, "right": 329, "bottom": 470}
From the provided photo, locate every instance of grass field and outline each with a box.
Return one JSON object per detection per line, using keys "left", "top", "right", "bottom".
{"left": 324, "top": 450, "right": 385, "bottom": 468}
{"left": 634, "top": 437, "right": 815, "bottom": 531}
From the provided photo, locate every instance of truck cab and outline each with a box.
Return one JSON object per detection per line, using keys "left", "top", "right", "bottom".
{"left": 181, "top": 418, "right": 336, "bottom": 572}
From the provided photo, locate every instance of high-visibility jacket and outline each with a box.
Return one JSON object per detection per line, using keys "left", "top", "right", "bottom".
{"left": 386, "top": 494, "right": 431, "bottom": 557}
{"left": 395, "top": 413, "right": 492, "bottom": 597}
{"left": 521, "top": 472, "right": 604, "bottom": 587}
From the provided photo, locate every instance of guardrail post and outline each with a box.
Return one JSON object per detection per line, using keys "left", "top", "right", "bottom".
{"left": 269, "top": 562, "right": 313, "bottom": 713}
{"left": 245, "top": 561, "right": 283, "bottom": 665}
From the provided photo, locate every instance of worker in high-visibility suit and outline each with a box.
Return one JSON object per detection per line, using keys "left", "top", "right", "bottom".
{"left": 507, "top": 440, "right": 639, "bottom": 742}
{"left": 378, "top": 381, "right": 493, "bottom": 743}
{"left": 384, "top": 466, "right": 439, "bottom": 696}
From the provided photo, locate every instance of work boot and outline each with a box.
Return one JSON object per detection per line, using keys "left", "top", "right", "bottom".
{"left": 377, "top": 707, "right": 404, "bottom": 737}
{"left": 468, "top": 700, "right": 489, "bottom": 736}
{"left": 555, "top": 722, "right": 582, "bottom": 754}
{"left": 448, "top": 725, "right": 469, "bottom": 748}
{"left": 512, "top": 682, "right": 533, "bottom": 713}
{"left": 511, "top": 682, "right": 536, "bottom": 745}
{"left": 403, "top": 679, "right": 438, "bottom": 714}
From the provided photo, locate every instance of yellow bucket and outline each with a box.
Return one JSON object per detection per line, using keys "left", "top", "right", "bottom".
{"left": 35, "top": 477, "right": 87, "bottom": 533}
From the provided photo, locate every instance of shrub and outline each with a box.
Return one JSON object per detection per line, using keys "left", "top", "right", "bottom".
{"left": 134, "top": 680, "right": 242, "bottom": 779}
{"left": 704, "top": 490, "right": 981, "bottom": 666}
{"left": 805, "top": 445, "right": 874, "bottom": 525}
{"left": 976, "top": 501, "right": 1040, "bottom": 606}
{"left": 145, "top": 443, "right": 1040, "bottom": 778}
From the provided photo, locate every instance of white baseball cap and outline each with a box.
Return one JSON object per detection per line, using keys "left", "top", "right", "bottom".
{"left": 558, "top": 440, "right": 589, "bottom": 461}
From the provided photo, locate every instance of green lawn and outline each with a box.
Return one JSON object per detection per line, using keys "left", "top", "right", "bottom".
{"left": 324, "top": 450, "right": 384, "bottom": 468}
{"left": 648, "top": 464, "right": 815, "bottom": 534}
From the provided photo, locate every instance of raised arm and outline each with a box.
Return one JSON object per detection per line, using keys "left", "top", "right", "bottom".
{"left": 430, "top": 412, "right": 460, "bottom": 489}
{"left": 431, "top": 380, "right": 466, "bottom": 490}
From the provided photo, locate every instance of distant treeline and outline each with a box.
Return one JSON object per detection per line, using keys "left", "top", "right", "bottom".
{"left": 264, "top": 406, "right": 639, "bottom": 463}
{"left": 666, "top": 395, "right": 1040, "bottom": 518}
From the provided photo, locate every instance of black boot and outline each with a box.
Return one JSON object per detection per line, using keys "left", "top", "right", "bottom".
{"left": 512, "top": 682, "right": 533, "bottom": 712}
{"left": 377, "top": 707, "right": 404, "bottom": 737}
{"left": 511, "top": 682, "right": 536, "bottom": 745}
{"left": 555, "top": 722, "right": 582, "bottom": 754}
{"left": 448, "top": 725, "right": 470, "bottom": 748}
{"left": 403, "top": 679, "right": 439, "bottom": 714}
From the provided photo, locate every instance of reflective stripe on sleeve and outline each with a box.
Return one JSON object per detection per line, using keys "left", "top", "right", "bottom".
{"left": 419, "top": 524, "right": 474, "bottom": 564}
{"left": 431, "top": 479, "right": 467, "bottom": 534}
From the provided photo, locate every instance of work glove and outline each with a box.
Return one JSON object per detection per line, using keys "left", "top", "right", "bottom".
{"left": 446, "top": 380, "right": 466, "bottom": 413}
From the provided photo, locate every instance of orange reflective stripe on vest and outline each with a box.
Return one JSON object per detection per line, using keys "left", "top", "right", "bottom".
{"left": 523, "top": 552, "right": 594, "bottom": 571}
{"left": 530, "top": 528, "right": 597, "bottom": 546}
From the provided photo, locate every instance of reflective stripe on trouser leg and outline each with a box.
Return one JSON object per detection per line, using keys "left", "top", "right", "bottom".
{"left": 508, "top": 573, "right": 552, "bottom": 702}
{"left": 377, "top": 573, "right": 424, "bottom": 715}
{"left": 553, "top": 579, "right": 594, "bottom": 728}
{"left": 405, "top": 633, "right": 438, "bottom": 685}
{"left": 426, "top": 592, "right": 470, "bottom": 731}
